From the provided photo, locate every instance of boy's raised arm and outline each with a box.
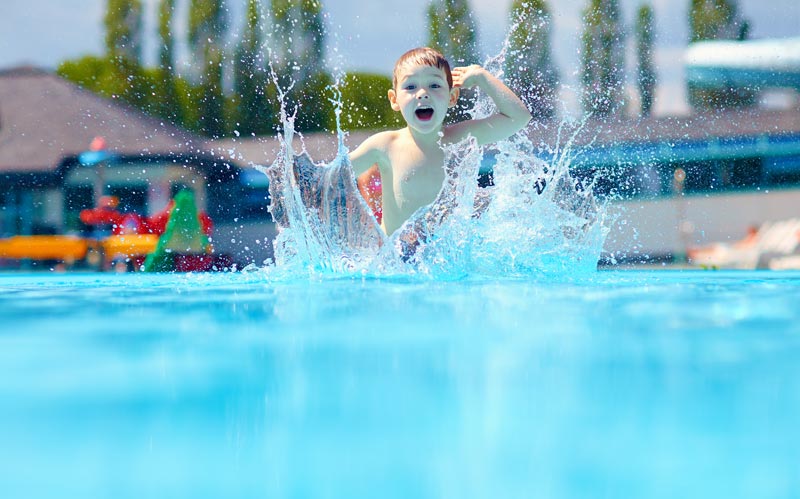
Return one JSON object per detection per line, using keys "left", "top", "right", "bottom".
{"left": 447, "top": 65, "right": 532, "bottom": 146}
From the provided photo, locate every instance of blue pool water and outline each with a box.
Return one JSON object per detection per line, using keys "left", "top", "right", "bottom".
{"left": 1, "top": 270, "right": 799, "bottom": 498}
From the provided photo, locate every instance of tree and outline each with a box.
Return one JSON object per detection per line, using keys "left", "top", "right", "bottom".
{"left": 103, "top": 0, "right": 150, "bottom": 108}
{"left": 105, "top": 0, "right": 143, "bottom": 65}
{"left": 427, "top": 0, "right": 480, "bottom": 122}
{"left": 635, "top": 4, "right": 656, "bottom": 116}
{"left": 580, "top": 0, "right": 625, "bottom": 117}
{"left": 329, "top": 73, "right": 404, "bottom": 131}
{"left": 57, "top": 55, "right": 118, "bottom": 96}
{"left": 60, "top": 0, "right": 202, "bottom": 132}
{"left": 232, "top": 0, "right": 276, "bottom": 136}
{"left": 504, "top": 0, "right": 558, "bottom": 120}
{"left": 689, "top": 0, "right": 747, "bottom": 42}
{"left": 189, "top": 0, "right": 228, "bottom": 138}
{"left": 57, "top": 55, "right": 160, "bottom": 112}
{"left": 154, "top": 0, "right": 183, "bottom": 124}
{"left": 427, "top": 0, "right": 479, "bottom": 66}
{"left": 688, "top": 0, "right": 754, "bottom": 109}
{"left": 270, "top": 0, "right": 332, "bottom": 132}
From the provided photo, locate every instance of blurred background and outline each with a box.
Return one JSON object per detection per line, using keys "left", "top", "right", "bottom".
{"left": 1, "top": 0, "right": 799, "bottom": 270}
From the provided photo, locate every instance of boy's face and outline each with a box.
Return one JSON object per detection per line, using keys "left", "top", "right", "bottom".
{"left": 388, "top": 64, "right": 459, "bottom": 134}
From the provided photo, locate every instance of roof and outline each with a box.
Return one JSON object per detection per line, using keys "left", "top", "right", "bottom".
{"left": 686, "top": 37, "right": 800, "bottom": 73}
{"left": 208, "top": 106, "right": 800, "bottom": 169}
{"left": 0, "top": 66, "right": 209, "bottom": 174}
{"left": 206, "top": 129, "right": 376, "bottom": 168}
{"left": 518, "top": 108, "right": 800, "bottom": 168}
{"left": 545, "top": 107, "right": 800, "bottom": 147}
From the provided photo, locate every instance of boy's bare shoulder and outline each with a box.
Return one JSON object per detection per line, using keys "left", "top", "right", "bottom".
{"left": 362, "top": 129, "right": 401, "bottom": 147}
{"left": 349, "top": 129, "right": 401, "bottom": 174}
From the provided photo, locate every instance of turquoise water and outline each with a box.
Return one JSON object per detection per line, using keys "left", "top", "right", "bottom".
{"left": 2, "top": 270, "right": 799, "bottom": 498}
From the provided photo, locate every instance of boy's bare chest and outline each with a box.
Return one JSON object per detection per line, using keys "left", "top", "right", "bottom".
{"left": 387, "top": 146, "right": 445, "bottom": 208}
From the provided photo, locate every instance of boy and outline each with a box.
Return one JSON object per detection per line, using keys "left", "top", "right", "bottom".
{"left": 349, "top": 47, "right": 532, "bottom": 235}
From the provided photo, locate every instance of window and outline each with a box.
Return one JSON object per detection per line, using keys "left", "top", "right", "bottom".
{"left": 765, "top": 155, "right": 800, "bottom": 186}
{"left": 63, "top": 185, "right": 93, "bottom": 233}
{"left": 685, "top": 161, "right": 716, "bottom": 193}
{"left": 724, "top": 158, "right": 762, "bottom": 189}
{"left": 109, "top": 184, "right": 148, "bottom": 214}
{"left": 206, "top": 170, "right": 271, "bottom": 223}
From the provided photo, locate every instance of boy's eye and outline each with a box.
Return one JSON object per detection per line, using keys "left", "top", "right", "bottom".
{"left": 431, "top": 84, "right": 441, "bottom": 89}
{"left": 404, "top": 85, "right": 416, "bottom": 90}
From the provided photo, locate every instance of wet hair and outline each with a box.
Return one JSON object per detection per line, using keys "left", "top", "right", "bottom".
{"left": 392, "top": 47, "right": 453, "bottom": 89}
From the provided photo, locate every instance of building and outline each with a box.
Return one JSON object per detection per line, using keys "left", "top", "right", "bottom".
{"left": 210, "top": 105, "right": 800, "bottom": 263}
{"left": 0, "top": 66, "right": 275, "bottom": 267}
{"left": 543, "top": 108, "right": 800, "bottom": 261}
{"left": 4, "top": 57, "right": 799, "bottom": 269}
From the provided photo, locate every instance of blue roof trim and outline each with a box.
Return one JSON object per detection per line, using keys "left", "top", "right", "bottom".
{"left": 687, "top": 67, "right": 800, "bottom": 90}
{"left": 558, "top": 132, "right": 800, "bottom": 169}
{"left": 78, "top": 150, "right": 117, "bottom": 166}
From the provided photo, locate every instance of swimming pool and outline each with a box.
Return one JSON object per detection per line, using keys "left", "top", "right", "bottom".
{"left": 1, "top": 270, "right": 799, "bottom": 498}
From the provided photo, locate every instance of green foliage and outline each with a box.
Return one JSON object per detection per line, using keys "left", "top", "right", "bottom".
{"left": 61, "top": 0, "right": 413, "bottom": 137}
{"left": 427, "top": 0, "right": 480, "bottom": 122}
{"left": 580, "top": 0, "right": 625, "bottom": 117}
{"left": 103, "top": 0, "right": 147, "bottom": 113}
{"left": 157, "top": 0, "right": 175, "bottom": 69}
{"left": 687, "top": 0, "right": 755, "bottom": 110}
{"left": 57, "top": 55, "right": 201, "bottom": 132}
{"left": 635, "top": 4, "right": 656, "bottom": 116}
{"left": 188, "top": 0, "right": 227, "bottom": 56}
{"left": 187, "top": 0, "right": 227, "bottom": 137}
{"left": 427, "top": 0, "right": 479, "bottom": 65}
{"left": 198, "top": 48, "right": 226, "bottom": 138}
{"left": 57, "top": 55, "right": 116, "bottom": 94}
{"left": 57, "top": 55, "right": 155, "bottom": 110}
{"left": 269, "top": 0, "right": 330, "bottom": 132}
{"left": 155, "top": 0, "right": 182, "bottom": 124}
{"left": 271, "top": 0, "right": 326, "bottom": 79}
{"left": 331, "top": 73, "right": 404, "bottom": 131}
{"left": 174, "top": 77, "right": 205, "bottom": 134}
{"left": 288, "top": 72, "right": 334, "bottom": 133}
{"left": 689, "top": 0, "right": 741, "bottom": 42}
{"left": 505, "top": 0, "right": 559, "bottom": 120}
{"left": 232, "top": 0, "right": 275, "bottom": 136}
{"left": 104, "top": 0, "right": 143, "bottom": 64}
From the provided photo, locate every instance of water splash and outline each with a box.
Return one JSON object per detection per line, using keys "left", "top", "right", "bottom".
{"left": 253, "top": 55, "right": 612, "bottom": 280}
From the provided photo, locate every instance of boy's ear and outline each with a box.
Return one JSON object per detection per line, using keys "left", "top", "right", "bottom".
{"left": 448, "top": 87, "right": 460, "bottom": 108}
{"left": 388, "top": 89, "right": 400, "bottom": 112}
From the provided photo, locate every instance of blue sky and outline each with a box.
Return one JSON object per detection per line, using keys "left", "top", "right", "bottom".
{"left": 2, "top": 0, "right": 798, "bottom": 115}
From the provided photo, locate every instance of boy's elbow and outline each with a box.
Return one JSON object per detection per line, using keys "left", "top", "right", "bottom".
{"left": 521, "top": 103, "right": 533, "bottom": 122}
{"left": 516, "top": 109, "right": 533, "bottom": 131}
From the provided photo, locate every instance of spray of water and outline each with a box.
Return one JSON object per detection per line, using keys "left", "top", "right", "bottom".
{"left": 251, "top": 43, "right": 612, "bottom": 280}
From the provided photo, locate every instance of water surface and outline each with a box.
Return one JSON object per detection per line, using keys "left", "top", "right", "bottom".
{"left": 1, "top": 270, "right": 799, "bottom": 498}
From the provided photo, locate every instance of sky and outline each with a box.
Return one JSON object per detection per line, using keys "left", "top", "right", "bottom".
{"left": 1, "top": 0, "right": 799, "bottom": 116}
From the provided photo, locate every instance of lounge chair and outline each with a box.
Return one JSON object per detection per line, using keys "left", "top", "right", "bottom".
{"left": 688, "top": 218, "right": 800, "bottom": 269}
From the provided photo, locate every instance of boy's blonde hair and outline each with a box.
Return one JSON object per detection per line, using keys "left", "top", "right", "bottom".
{"left": 392, "top": 47, "right": 453, "bottom": 89}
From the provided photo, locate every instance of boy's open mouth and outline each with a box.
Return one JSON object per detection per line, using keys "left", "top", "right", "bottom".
{"left": 415, "top": 107, "right": 434, "bottom": 121}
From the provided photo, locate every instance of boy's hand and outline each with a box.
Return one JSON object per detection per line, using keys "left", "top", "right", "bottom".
{"left": 452, "top": 65, "right": 487, "bottom": 89}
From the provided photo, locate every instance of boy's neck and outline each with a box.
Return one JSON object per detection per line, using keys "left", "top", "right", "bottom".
{"left": 404, "top": 125, "right": 443, "bottom": 149}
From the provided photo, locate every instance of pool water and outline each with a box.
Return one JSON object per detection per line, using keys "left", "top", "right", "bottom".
{"left": 1, "top": 270, "right": 799, "bottom": 498}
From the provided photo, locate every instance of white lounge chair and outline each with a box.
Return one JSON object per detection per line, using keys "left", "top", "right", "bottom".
{"left": 688, "top": 218, "right": 800, "bottom": 269}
